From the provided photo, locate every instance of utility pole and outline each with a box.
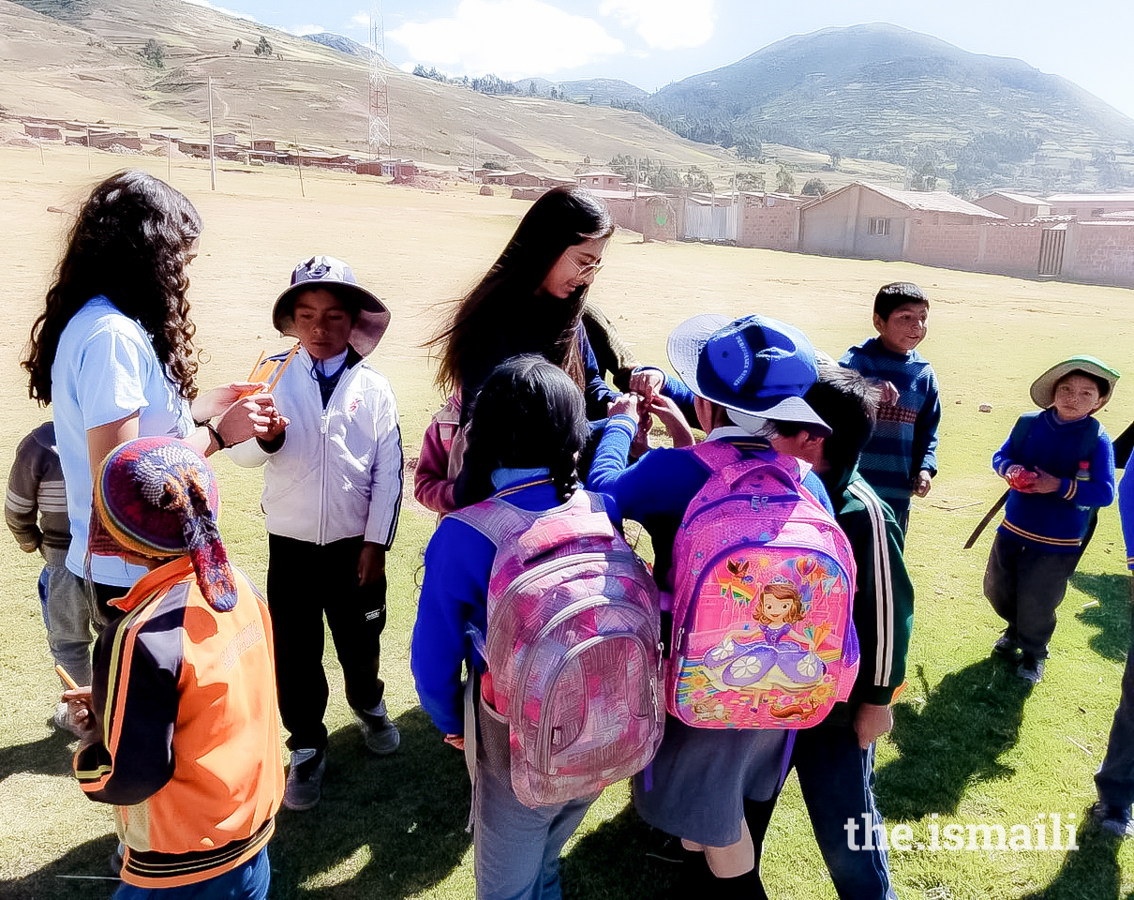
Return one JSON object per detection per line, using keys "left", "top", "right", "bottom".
{"left": 207, "top": 76, "right": 216, "bottom": 191}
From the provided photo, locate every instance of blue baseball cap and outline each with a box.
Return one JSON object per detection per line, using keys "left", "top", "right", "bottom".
{"left": 667, "top": 313, "right": 830, "bottom": 435}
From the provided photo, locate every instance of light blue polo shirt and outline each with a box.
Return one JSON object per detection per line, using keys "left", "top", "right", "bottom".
{"left": 52, "top": 296, "right": 194, "bottom": 586}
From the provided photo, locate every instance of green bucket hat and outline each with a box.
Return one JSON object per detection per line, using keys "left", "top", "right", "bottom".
{"left": 1030, "top": 355, "right": 1120, "bottom": 409}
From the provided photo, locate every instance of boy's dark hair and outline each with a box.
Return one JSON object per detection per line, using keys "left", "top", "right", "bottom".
{"left": 804, "top": 365, "right": 880, "bottom": 479}
{"left": 461, "top": 355, "right": 589, "bottom": 505}
{"left": 1056, "top": 368, "right": 1110, "bottom": 398}
{"left": 874, "top": 282, "right": 929, "bottom": 321}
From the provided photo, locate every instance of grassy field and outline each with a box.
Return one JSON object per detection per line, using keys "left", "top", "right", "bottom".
{"left": 2, "top": 143, "right": 1134, "bottom": 899}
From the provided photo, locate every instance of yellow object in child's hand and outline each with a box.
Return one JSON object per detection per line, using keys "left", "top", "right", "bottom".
{"left": 245, "top": 343, "right": 300, "bottom": 394}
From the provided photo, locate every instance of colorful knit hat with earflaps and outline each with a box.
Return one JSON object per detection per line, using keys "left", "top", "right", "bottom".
{"left": 90, "top": 437, "right": 238, "bottom": 612}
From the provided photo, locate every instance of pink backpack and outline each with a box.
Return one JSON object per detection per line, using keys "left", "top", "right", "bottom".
{"left": 664, "top": 442, "right": 859, "bottom": 729}
{"left": 451, "top": 489, "right": 664, "bottom": 808}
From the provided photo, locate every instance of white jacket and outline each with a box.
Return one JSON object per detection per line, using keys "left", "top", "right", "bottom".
{"left": 227, "top": 347, "right": 403, "bottom": 547}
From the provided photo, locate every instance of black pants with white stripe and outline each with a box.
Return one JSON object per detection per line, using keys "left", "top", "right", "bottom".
{"left": 267, "top": 533, "right": 387, "bottom": 753}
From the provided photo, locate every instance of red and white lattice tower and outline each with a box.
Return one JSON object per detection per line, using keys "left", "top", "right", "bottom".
{"left": 368, "top": 6, "right": 390, "bottom": 161}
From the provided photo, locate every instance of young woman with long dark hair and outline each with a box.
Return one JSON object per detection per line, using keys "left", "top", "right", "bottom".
{"left": 432, "top": 185, "right": 618, "bottom": 423}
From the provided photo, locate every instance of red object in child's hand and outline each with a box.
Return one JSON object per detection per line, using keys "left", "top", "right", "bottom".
{"left": 1007, "top": 467, "right": 1038, "bottom": 491}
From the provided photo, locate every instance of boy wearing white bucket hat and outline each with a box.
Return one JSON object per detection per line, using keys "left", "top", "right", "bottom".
{"left": 984, "top": 355, "right": 1119, "bottom": 684}
{"left": 228, "top": 255, "right": 403, "bottom": 811}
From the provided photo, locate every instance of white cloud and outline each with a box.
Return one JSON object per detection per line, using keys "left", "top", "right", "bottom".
{"left": 349, "top": 11, "right": 371, "bottom": 31}
{"left": 182, "top": 0, "right": 259, "bottom": 24}
{"left": 288, "top": 24, "right": 326, "bottom": 36}
{"left": 600, "top": 0, "right": 716, "bottom": 50}
{"left": 388, "top": 0, "right": 624, "bottom": 79}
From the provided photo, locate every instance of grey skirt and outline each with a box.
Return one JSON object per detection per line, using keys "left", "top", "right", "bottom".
{"left": 632, "top": 715, "right": 790, "bottom": 847}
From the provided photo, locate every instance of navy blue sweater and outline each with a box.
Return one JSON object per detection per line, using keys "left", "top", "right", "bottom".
{"left": 840, "top": 338, "right": 940, "bottom": 516}
{"left": 993, "top": 409, "right": 1115, "bottom": 551}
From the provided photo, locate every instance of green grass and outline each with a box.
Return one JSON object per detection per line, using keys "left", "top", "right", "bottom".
{"left": 4, "top": 150, "right": 1134, "bottom": 898}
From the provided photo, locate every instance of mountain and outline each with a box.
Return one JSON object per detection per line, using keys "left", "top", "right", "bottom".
{"left": 303, "top": 32, "right": 370, "bottom": 59}
{"left": 0, "top": 0, "right": 730, "bottom": 172}
{"left": 519, "top": 77, "right": 648, "bottom": 106}
{"left": 644, "top": 23, "right": 1134, "bottom": 193}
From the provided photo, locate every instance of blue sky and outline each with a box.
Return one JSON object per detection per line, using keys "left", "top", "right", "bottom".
{"left": 188, "top": 0, "right": 1134, "bottom": 119}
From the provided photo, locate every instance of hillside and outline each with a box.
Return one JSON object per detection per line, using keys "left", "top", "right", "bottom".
{"left": 644, "top": 23, "right": 1134, "bottom": 194}
{"left": 519, "top": 76, "right": 649, "bottom": 106}
{"left": 0, "top": 0, "right": 730, "bottom": 173}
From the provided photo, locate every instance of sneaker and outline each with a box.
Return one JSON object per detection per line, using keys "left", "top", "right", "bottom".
{"left": 992, "top": 634, "right": 1020, "bottom": 662}
{"left": 283, "top": 749, "right": 326, "bottom": 811}
{"left": 1017, "top": 653, "right": 1045, "bottom": 684}
{"left": 1092, "top": 802, "right": 1134, "bottom": 838}
{"left": 356, "top": 700, "right": 400, "bottom": 756}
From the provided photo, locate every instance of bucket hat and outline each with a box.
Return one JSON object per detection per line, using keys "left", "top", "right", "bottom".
{"left": 667, "top": 313, "right": 830, "bottom": 435}
{"left": 273, "top": 255, "right": 390, "bottom": 357}
{"left": 1030, "top": 355, "right": 1119, "bottom": 409}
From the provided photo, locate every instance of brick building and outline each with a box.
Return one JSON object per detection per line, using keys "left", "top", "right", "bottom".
{"left": 1046, "top": 193, "right": 1134, "bottom": 218}
{"left": 799, "top": 182, "right": 1004, "bottom": 260}
{"left": 973, "top": 191, "right": 1051, "bottom": 223}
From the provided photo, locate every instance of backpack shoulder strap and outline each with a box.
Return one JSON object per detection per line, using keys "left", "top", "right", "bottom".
{"left": 687, "top": 439, "right": 743, "bottom": 471}
{"left": 448, "top": 498, "right": 538, "bottom": 548}
{"left": 447, "top": 490, "right": 610, "bottom": 552}
{"left": 1009, "top": 411, "right": 1043, "bottom": 461}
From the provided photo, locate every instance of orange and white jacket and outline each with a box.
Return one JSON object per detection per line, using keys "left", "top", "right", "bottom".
{"left": 74, "top": 558, "right": 284, "bottom": 889}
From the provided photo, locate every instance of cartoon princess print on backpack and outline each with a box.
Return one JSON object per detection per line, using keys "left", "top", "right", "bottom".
{"left": 704, "top": 576, "right": 826, "bottom": 689}
{"left": 680, "top": 559, "right": 853, "bottom": 726}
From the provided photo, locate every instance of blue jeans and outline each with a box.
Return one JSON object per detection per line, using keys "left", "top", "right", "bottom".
{"left": 748, "top": 716, "right": 896, "bottom": 900}
{"left": 41, "top": 564, "right": 98, "bottom": 685}
{"left": 113, "top": 847, "right": 270, "bottom": 899}
{"left": 474, "top": 702, "right": 596, "bottom": 900}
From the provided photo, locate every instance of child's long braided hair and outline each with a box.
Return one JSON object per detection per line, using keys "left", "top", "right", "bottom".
{"left": 460, "top": 354, "right": 588, "bottom": 505}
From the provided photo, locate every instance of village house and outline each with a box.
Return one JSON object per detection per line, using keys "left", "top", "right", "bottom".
{"left": 575, "top": 170, "right": 626, "bottom": 191}
{"left": 356, "top": 159, "right": 419, "bottom": 179}
{"left": 481, "top": 170, "right": 542, "bottom": 187}
{"left": 974, "top": 191, "right": 1052, "bottom": 223}
{"left": 176, "top": 139, "right": 212, "bottom": 158}
{"left": 24, "top": 123, "right": 62, "bottom": 140}
{"left": 799, "top": 181, "right": 1004, "bottom": 260}
{"left": 1045, "top": 192, "right": 1134, "bottom": 218}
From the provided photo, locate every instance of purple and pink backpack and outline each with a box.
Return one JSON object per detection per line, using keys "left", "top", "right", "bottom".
{"left": 451, "top": 489, "right": 664, "bottom": 808}
{"left": 664, "top": 442, "right": 859, "bottom": 729}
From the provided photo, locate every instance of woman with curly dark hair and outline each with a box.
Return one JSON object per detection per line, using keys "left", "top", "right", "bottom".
{"left": 23, "top": 169, "right": 280, "bottom": 620}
